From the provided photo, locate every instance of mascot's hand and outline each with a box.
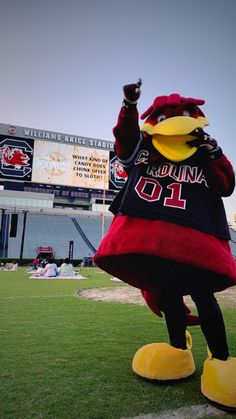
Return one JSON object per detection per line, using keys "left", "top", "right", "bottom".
{"left": 123, "top": 79, "right": 142, "bottom": 106}
{"left": 187, "top": 130, "right": 223, "bottom": 159}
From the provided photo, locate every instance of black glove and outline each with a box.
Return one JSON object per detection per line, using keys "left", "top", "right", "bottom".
{"left": 187, "top": 129, "right": 223, "bottom": 160}
{"left": 122, "top": 79, "right": 142, "bottom": 107}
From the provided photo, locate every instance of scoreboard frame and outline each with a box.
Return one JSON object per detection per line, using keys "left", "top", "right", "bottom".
{"left": 0, "top": 123, "right": 126, "bottom": 200}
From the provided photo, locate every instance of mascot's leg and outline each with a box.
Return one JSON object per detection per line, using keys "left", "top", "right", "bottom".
{"left": 191, "top": 289, "right": 229, "bottom": 361}
{"left": 190, "top": 288, "right": 236, "bottom": 411}
{"left": 132, "top": 285, "right": 195, "bottom": 380}
{"left": 160, "top": 287, "right": 188, "bottom": 350}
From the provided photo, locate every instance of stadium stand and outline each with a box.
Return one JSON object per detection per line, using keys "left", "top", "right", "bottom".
{"left": 230, "top": 227, "right": 236, "bottom": 257}
{"left": 6, "top": 210, "right": 112, "bottom": 260}
{"left": 1, "top": 206, "right": 235, "bottom": 261}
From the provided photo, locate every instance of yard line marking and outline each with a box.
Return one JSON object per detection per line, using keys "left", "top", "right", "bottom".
{"left": 0, "top": 294, "right": 75, "bottom": 300}
{"left": 122, "top": 403, "right": 227, "bottom": 418}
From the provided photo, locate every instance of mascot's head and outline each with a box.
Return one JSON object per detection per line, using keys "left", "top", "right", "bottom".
{"left": 140, "top": 93, "right": 209, "bottom": 162}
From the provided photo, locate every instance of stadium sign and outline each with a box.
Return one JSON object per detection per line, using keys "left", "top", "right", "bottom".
{"left": 0, "top": 123, "right": 114, "bottom": 151}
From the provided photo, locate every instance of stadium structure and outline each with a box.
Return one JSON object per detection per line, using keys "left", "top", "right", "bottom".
{"left": 0, "top": 122, "right": 235, "bottom": 263}
{"left": 0, "top": 122, "right": 128, "bottom": 262}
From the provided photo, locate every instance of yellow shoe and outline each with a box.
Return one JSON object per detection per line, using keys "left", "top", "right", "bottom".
{"left": 201, "top": 357, "right": 236, "bottom": 411}
{"left": 132, "top": 331, "right": 195, "bottom": 380}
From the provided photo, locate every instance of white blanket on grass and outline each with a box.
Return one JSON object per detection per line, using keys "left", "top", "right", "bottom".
{"left": 29, "top": 273, "right": 87, "bottom": 280}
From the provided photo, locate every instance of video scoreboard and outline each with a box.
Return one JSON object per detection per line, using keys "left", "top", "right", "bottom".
{"left": 0, "top": 123, "right": 127, "bottom": 199}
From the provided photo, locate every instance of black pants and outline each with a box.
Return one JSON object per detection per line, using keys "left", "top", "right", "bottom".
{"left": 158, "top": 266, "right": 229, "bottom": 361}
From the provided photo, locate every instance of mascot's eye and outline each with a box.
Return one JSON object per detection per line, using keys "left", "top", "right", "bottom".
{"left": 183, "top": 110, "right": 190, "bottom": 116}
{"left": 157, "top": 114, "right": 166, "bottom": 123}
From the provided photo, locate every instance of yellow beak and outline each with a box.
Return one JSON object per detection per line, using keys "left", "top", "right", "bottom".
{"left": 140, "top": 116, "right": 209, "bottom": 162}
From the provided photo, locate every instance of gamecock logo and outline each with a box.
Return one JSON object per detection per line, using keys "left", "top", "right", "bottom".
{"left": 0, "top": 146, "right": 30, "bottom": 168}
{"left": 0, "top": 138, "right": 33, "bottom": 178}
{"left": 109, "top": 156, "right": 128, "bottom": 188}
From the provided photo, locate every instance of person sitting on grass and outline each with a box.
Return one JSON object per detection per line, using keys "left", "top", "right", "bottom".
{"left": 41, "top": 258, "right": 48, "bottom": 269}
{"left": 3, "top": 261, "right": 18, "bottom": 271}
{"left": 58, "top": 258, "right": 76, "bottom": 277}
{"left": 11, "top": 261, "right": 18, "bottom": 271}
{"left": 41, "top": 258, "right": 58, "bottom": 277}
{"left": 32, "top": 255, "right": 40, "bottom": 270}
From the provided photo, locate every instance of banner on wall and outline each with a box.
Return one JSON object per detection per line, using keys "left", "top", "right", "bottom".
{"left": 32, "top": 141, "right": 110, "bottom": 190}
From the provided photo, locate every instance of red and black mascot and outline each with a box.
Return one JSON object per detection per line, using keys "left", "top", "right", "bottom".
{"left": 94, "top": 80, "right": 236, "bottom": 411}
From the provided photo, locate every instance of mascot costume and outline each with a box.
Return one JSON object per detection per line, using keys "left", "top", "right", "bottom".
{"left": 94, "top": 80, "right": 236, "bottom": 411}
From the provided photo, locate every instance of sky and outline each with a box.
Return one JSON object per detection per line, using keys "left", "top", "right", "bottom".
{"left": 0, "top": 0, "right": 236, "bottom": 224}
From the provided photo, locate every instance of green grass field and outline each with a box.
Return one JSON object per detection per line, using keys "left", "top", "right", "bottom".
{"left": 0, "top": 267, "right": 235, "bottom": 419}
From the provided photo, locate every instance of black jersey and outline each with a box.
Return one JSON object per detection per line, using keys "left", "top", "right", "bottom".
{"left": 110, "top": 138, "right": 230, "bottom": 240}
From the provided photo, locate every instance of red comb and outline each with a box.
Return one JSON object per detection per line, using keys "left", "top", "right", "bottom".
{"left": 141, "top": 94, "right": 205, "bottom": 120}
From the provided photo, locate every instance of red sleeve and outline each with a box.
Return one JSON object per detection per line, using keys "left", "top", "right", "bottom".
{"left": 113, "top": 106, "right": 140, "bottom": 160}
{"left": 205, "top": 154, "right": 235, "bottom": 196}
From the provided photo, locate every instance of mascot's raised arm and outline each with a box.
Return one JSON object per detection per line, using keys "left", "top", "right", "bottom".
{"left": 94, "top": 80, "right": 236, "bottom": 411}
